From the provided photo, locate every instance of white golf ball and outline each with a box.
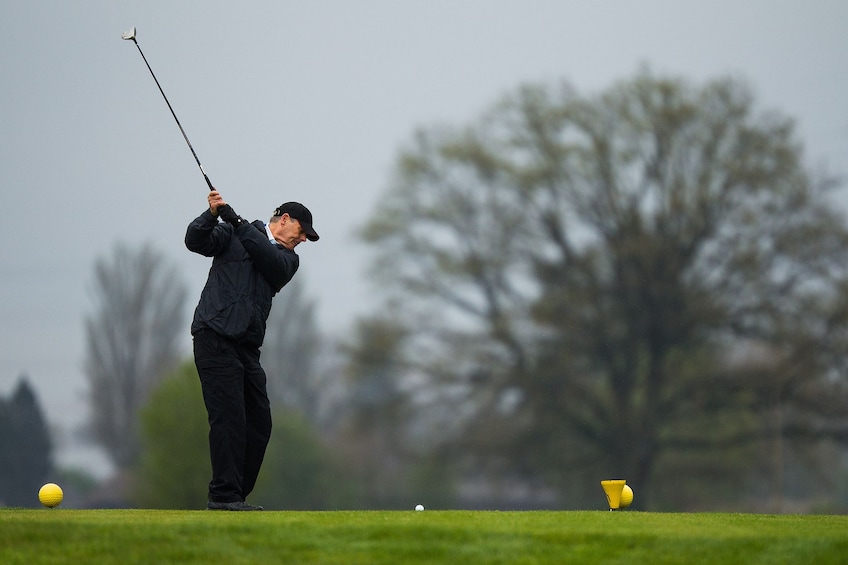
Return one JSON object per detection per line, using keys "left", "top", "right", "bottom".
{"left": 415, "top": 504, "right": 424, "bottom": 511}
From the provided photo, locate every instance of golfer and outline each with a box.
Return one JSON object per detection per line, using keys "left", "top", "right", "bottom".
{"left": 185, "top": 190, "right": 319, "bottom": 511}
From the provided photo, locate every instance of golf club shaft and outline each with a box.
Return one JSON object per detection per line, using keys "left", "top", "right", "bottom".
{"left": 127, "top": 35, "right": 214, "bottom": 191}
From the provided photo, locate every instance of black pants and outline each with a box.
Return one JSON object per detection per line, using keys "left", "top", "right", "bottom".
{"left": 193, "top": 329, "right": 272, "bottom": 503}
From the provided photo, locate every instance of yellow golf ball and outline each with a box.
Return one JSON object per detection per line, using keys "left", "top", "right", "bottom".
{"left": 38, "top": 483, "right": 64, "bottom": 508}
{"left": 619, "top": 484, "right": 634, "bottom": 508}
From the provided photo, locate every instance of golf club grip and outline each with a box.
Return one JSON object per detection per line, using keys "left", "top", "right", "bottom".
{"left": 204, "top": 174, "right": 214, "bottom": 191}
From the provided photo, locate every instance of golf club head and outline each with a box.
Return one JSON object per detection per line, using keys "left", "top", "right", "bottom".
{"left": 121, "top": 26, "right": 136, "bottom": 41}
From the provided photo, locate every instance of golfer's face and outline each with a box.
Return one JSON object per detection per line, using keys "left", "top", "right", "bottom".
{"left": 279, "top": 216, "right": 308, "bottom": 250}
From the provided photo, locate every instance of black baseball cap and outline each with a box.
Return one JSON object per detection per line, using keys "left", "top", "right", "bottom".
{"left": 274, "top": 202, "right": 319, "bottom": 241}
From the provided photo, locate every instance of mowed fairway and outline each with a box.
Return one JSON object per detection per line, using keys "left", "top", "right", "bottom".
{"left": 2, "top": 509, "right": 848, "bottom": 564}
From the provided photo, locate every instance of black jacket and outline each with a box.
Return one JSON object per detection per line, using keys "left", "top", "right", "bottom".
{"left": 185, "top": 209, "right": 299, "bottom": 347}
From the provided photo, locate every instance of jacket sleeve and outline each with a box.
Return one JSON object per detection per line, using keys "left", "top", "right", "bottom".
{"left": 185, "top": 209, "right": 232, "bottom": 257}
{"left": 236, "top": 221, "right": 300, "bottom": 293}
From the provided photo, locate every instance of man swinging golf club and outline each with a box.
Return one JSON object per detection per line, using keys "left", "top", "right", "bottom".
{"left": 186, "top": 189, "right": 319, "bottom": 510}
{"left": 123, "top": 27, "right": 319, "bottom": 509}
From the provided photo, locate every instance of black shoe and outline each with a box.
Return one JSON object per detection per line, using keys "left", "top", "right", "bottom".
{"left": 207, "top": 500, "right": 264, "bottom": 511}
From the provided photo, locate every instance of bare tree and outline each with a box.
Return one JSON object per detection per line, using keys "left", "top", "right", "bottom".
{"left": 84, "top": 242, "right": 187, "bottom": 470}
{"left": 261, "top": 277, "right": 325, "bottom": 420}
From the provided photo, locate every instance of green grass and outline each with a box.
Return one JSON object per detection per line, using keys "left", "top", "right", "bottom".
{"left": 2, "top": 509, "right": 847, "bottom": 564}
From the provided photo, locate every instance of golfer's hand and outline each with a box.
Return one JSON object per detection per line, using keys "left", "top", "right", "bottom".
{"left": 208, "top": 190, "right": 227, "bottom": 217}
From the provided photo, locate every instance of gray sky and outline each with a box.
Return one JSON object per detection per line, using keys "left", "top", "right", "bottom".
{"left": 1, "top": 1, "right": 846, "bottom": 475}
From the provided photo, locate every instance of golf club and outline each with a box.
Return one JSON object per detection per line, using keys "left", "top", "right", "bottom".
{"left": 122, "top": 26, "right": 214, "bottom": 191}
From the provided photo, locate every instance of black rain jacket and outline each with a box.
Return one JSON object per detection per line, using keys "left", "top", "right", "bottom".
{"left": 185, "top": 209, "right": 299, "bottom": 347}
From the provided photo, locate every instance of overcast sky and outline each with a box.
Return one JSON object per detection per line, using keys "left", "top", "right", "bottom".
{"left": 1, "top": 1, "right": 846, "bottom": 475}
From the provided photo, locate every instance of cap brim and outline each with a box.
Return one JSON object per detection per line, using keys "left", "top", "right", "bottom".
{"left": 303, "top": 224, "right": 319, "bottom": 242}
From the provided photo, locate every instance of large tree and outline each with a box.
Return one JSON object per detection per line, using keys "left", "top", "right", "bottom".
{"left": 84, "top": 243, "right": 187, "bottom": 470}
{"left": 360, "top": 71, "right": 848, "bottom": 509}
